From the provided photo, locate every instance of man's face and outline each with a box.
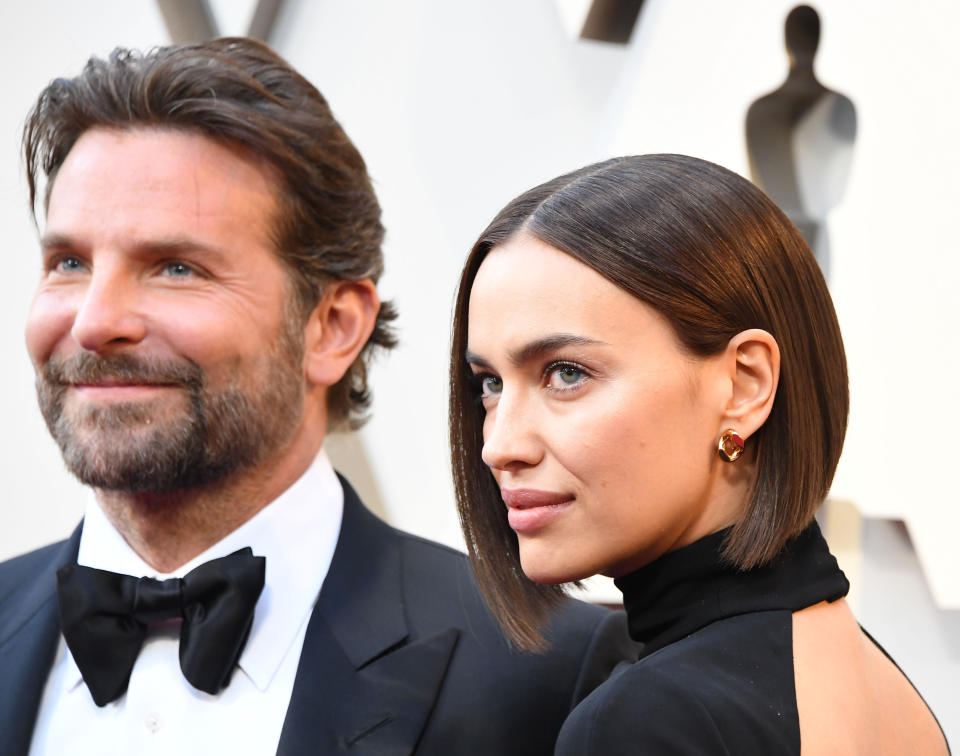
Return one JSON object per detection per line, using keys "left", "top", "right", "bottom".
{"left": 26, "top": 127, "right": 308, "bottom": 493}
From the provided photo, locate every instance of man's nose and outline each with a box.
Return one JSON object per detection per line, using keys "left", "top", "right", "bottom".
{"left": 71, "top": 269, "right": 147, "bottom": 352}
{"left": 480, "top": 394, "right": 544, "bottom": 472}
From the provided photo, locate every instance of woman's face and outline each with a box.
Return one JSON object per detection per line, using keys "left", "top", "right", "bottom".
{"left": 466, "top": 234, "right": 743, "bottom": 583}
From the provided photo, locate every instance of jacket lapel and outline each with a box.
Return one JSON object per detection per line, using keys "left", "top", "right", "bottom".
{"left": 0, "top": 527, "right": 81, "bottom": 756}
{"left": 277, "top": 479, "right": 459, "bottom": 755}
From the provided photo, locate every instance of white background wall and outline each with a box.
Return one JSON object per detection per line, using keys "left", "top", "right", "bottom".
{"left": 0, "top": 0, "right": 956, "bottom": 742}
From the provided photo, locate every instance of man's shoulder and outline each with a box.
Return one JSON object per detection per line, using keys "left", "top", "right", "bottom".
{"left": 373, "top": 520, "right": 637, "bottom": 755}
{"left": 333, "top": 482, "right": 637, "bottom": 696}
{"left": 0, "top": 538, "right": 69, "bottom": 597}
{"left": 389, "top": 523, "right": 621, "bottom": 638}
{"left": 0, "top": 534, "right": 75, "bottom": 652}
{"left": 388, "top": 520, "right": 637, "bottom": 684}
{"left": 391, "top": 526, "right": 471, "bottom": 567}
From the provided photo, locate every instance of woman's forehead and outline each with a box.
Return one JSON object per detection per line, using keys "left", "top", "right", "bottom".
{"left": 467, "top": 236, "right": 671, "bottom": 359}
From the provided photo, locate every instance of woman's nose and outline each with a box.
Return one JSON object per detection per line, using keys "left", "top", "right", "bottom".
{"left": 481, "top": 396, "right": 544, "bottom": 472}
{"left": 70, "top": 270, "right": 147, "bottom": 352}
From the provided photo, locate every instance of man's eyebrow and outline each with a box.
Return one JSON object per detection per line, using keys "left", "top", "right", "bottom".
{"left": 465, "top": 333, "right": 607, "bottom": 370}
{"left": 39, "top": 232, "right": 76, "bottom": 250}
{"left": 129, "top": 238, "right": 229, "bottom": 260}
{"left": 39, "top": 233, "right": 228, "bottom": 259}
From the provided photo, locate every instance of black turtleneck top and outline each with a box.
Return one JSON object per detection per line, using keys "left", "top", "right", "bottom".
{"left": 554, "top": 523, "right": 942, "bottom": 755}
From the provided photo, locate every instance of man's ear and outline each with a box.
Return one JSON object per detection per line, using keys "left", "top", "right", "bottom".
{"left": 302, "top": 279, "right": 380, "bottom": 388}
{"left": 720, "top": 328, "right": 780, "bottom": 440}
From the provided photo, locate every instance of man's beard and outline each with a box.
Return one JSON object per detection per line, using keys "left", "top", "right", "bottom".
{"left": 36, "top": 333, "right": 304, "bottom": 494}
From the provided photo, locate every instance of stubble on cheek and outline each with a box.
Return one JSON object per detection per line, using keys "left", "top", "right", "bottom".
{"left": 36, "top": 353, "right": 206, "bottom": 491}
{"left": 34, "top": 333, "right": 305, "bottom": 495}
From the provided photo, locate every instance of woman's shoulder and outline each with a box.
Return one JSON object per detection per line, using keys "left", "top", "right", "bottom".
{"left": 556, "top": 611, "right": 802, "bottom": 756}
{"left": 554, "top": 659, "right": 729, "bottom": 756}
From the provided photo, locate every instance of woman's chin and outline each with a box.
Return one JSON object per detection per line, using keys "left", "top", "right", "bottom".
{"left": 519, "top": 555, "right": 597, "bottom": 586}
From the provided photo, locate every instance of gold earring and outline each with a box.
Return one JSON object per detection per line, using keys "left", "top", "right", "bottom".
{"left": 718, "top": 429, "right": 745, "bottom": 462}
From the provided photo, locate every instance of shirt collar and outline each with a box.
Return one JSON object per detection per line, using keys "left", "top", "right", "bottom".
{"left": 69, "top": 449, "right": 344, "bottom": 693}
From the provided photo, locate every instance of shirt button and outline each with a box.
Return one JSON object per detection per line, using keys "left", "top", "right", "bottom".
{"left": 145, "top": 714, "right": 161, "bottom": 733}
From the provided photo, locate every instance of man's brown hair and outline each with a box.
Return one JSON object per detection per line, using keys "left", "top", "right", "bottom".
{"left": 449, "top": 154, "right": 849, "bottom": 650}
{"left": 23, "top": 37, "right": 395, "bottom": 429}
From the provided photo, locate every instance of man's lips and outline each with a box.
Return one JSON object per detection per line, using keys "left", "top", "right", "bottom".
{"left": 73, "top": 380, "right": 169, "bottom": 386}
{"left": 69, "top": 381, "right": 178, "bottom": 399}
{"left": 501, "top": 488, "right": 574, "bottom": 533}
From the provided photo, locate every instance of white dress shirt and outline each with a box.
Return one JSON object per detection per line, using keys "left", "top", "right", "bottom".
{"left": 29, "top": 450, "right": 344, "bottom": 756}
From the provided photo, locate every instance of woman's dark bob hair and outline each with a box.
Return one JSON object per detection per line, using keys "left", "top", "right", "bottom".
{"left": 449, "top": 154, "right": 848, "bottom": 650}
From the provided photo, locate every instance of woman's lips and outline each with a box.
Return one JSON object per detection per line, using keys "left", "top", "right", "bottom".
{"left": 501, "top": 488, "right": 574, "bottom": 534}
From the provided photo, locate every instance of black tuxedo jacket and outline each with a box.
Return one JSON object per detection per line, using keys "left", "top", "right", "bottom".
{"left": 0, "top": 479, "right": 636, "bottom": 755}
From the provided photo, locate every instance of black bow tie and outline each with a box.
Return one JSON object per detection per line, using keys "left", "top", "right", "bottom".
{"left": 56, "top": 547, "right": 265, "bottom": 707}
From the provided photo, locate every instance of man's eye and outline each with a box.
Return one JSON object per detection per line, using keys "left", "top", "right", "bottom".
{"left": 163, "top": 262, "right": 193, "bottom": 277}
{"left": 54, "top": 256, "right": 86, "bottom": 273}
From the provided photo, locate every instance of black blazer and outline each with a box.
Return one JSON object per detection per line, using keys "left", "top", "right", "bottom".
{"left": 0, "top": 478, "right": 636, "bottom": 755}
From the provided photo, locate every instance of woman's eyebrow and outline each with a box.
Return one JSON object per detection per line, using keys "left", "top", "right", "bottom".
{"left": 464, "top": 350, "right": 491, "bottom": 369}
{"left": 466, "top": 333, "right": 606, "bottom": 370}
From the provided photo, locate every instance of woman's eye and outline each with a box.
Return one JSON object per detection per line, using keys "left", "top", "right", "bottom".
{"left": 545, "top": 363, "right": 587, "bottom": 390}
{"left": 480, "top": 375, "right": 503, "bottom": 397}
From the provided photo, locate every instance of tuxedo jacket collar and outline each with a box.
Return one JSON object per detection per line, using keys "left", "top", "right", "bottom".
{"left": 277, "top": 476, "right": 459, "bottom": 755}
{"left": 316, "top": 477, "right": 409, "bottom": 668}
{"left": 0, "top": 480, "right": 458, "bottom": 756}
{"left": 0, "top": 526, "right": 81, "bottom": 756}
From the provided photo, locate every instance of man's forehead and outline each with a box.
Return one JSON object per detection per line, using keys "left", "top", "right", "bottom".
{"left": 57, "top": 126, "right": 278, "bottom": 190}
{"left": 45, "top": 127, "right": 283, "bottom": 244}
{"left": 44, "top": 124, "right": 282, "bottom": 201}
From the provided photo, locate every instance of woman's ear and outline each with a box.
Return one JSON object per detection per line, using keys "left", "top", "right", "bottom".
{"left": 721, "top": 328, "right": 780, "bottom": 440}
{"left": 302, "top": 279, "right": 380, "bottom": 388}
